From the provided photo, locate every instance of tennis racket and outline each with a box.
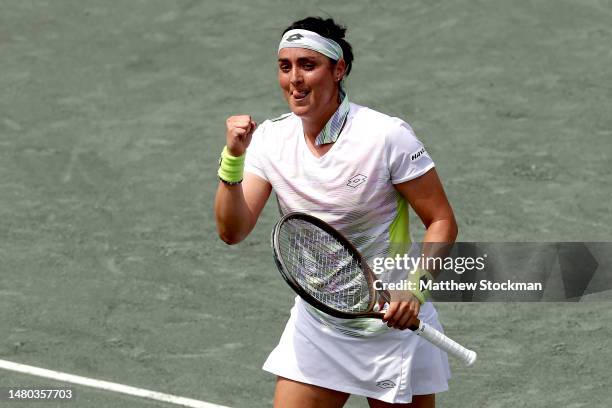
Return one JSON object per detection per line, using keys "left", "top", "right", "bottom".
{"left": 271, "top": 212, "right": 477, "bottom": 367}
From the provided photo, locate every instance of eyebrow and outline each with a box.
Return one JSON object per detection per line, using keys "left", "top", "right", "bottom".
{"left": 277, "top": 57, "right": 318, "bottom": 63}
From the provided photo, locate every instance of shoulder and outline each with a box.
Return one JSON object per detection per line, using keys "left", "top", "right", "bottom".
{"left": 269, "top": 112, "right": 293, "bottom": 123}
{"left": 253, "top": 112, "right": 299, "bottom": 141}
{"left": 267, "top": 111, "right": 299, "bottom": 129}
{"left": 247, "top": 112, "right": 300, "bottom": 158}
{"left": 348, "top": 103, "right": 418, "bottom": 141}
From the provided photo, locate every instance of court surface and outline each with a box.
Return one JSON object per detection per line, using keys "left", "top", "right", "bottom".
{"left": 1, "top": 1, "right": 611, "bottom": 407}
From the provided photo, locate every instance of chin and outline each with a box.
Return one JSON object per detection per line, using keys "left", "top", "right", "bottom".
{"left": 289, "top": 104, "right": 310, "bottom": 117}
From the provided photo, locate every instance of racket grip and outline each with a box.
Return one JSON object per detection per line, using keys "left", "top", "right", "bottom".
{"left": 415, "top": 321, "right": 477, "bottom": 367}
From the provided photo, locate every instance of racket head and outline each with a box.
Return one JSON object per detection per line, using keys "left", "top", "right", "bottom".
{"left": 271, "top": 212, "right": 383, "bottom": 319}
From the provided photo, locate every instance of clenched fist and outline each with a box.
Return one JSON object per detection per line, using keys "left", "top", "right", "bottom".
{"left": 225, "top": 115, "right": 257, "bottom": 157}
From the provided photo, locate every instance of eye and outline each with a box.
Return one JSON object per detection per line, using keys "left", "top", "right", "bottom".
{"left": 279, "top": 63, "right": 290, "bottom": 73}
{"left": 302, "top": 63, "right": 315, "bottom": 70}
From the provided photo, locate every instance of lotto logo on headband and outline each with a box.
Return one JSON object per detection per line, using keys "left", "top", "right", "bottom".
{"left": 285, "top": 33, "right": 304, "bottom": 42}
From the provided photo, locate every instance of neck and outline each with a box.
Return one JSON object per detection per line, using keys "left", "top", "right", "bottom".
{"left": 301, "top": 91, "right": 341, "bottom": 141}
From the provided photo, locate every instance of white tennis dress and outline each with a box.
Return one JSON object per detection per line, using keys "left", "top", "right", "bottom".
{"left": 244, "top": 102, "right": 451, "bottom": 403}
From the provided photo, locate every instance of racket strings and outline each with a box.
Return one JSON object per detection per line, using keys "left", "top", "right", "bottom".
{"left": 278, "top": 219, "right": 372, "bottom": 314}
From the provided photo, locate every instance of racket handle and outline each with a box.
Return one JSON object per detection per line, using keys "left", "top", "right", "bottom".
{"left": 414, "top": 321, "right": 477, "bottom": 367}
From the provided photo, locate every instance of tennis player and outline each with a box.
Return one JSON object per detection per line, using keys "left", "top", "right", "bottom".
{"left": 215, "top": 17, "right": 457, "bottom": 408}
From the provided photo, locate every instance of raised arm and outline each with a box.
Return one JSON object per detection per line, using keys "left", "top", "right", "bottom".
{"left": 215, "top": 115, "right": 272, "bottom": 245}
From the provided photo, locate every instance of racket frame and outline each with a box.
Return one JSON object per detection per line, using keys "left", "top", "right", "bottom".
{"left": 272, "top": 212, "right": 388, "bottom": 320}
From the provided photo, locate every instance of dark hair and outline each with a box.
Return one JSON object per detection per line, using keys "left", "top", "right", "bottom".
{"left": 283, "top": 17, "right": 354, "bottom": 76}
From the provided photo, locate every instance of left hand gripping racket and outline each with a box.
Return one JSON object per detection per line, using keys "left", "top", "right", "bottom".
{"left": 271, "top": 212, "right": 477, "bottom": 367}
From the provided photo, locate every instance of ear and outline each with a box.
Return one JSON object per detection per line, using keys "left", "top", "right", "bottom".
{"left": 334, "top": 58, "right": 347, "bottom": 81}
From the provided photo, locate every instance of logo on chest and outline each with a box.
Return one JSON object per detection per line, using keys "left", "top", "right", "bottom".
{"left": 347, "top": 174, "right": 367, "bottom": 188}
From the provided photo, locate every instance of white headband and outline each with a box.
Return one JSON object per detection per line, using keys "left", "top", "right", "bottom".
{"left": 278, "top": 29, "right": 344, "bottom": 61}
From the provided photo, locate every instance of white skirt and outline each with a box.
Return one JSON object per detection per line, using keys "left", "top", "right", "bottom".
{"left": 263, "top": 297, "right": 451, "bottom": 404}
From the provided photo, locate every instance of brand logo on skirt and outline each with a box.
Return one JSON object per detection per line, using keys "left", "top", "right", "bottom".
{"left": 376, "top": 380, "right": 396, "bottom": 389}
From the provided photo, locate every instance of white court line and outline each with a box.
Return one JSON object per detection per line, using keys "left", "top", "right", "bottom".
{"left": 0, "top": 359, "right": 231, "bottom": 408}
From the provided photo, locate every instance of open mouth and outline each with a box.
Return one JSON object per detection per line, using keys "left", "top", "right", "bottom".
{"left": 292, "top": 90, "right": 310, "bottom": 101}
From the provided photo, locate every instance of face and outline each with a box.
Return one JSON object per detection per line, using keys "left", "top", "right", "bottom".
{"left": 278, "top": 48, "right": 346, "bottom": 120}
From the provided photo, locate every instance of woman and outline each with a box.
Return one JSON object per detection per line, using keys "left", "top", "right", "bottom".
{"left": 215, "top": 17, "right": 457, "bottom": 408}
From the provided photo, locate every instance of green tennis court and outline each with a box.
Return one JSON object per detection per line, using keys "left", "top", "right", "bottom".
{"left": 1, "top": 1, "right": 611, "bottom": 407}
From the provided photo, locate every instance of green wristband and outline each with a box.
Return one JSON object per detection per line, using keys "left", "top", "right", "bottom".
{"left": 218, "top": 146, "right": 245, "bottom": 184}
{"left": 409, "top": 268, "right": 432, "bottom": 305}
{"left": 410, "top": 287, "right": 426, "bottom": 305}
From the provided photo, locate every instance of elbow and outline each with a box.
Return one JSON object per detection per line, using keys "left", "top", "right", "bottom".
{"left": 451, "top": 224, "right": 458, "bottom": 242}
{"left": 425, "top": 214, "right": 458, "bottom": 242}
{"left": 217, "top": 223, "right": 249, "bottom": 245}
{"left": 449, "top": 216, "right": 458, "bottom": 242}
{"left": 215, "top": 213, "right": 254, "bottom": 245}
{"left": 215, "top": 215, "right": 246, "bottom": 245}
{"left": 218, "top": 231, "right": 243, "bottom": 245}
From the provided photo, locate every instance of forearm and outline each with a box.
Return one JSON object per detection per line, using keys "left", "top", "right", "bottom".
{"left": 422, "top": 217, "right": 457, "bottom": 243}
{"left": 215, "top": 183, "right": 256, "bottom": 245}
{"left": 420, "top": 217, "right": 458, "bottom": 280}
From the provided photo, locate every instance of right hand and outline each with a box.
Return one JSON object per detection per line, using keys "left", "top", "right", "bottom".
{"left": 225, "top": 115, "right": 257, "bottom": 156}
{"left": 382, "top": 290, "right": 421, "bottom": 330}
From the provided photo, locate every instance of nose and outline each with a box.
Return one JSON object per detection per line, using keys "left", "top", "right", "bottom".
{"left": 289, "top": 66, "right": 303, "bottom": 86}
